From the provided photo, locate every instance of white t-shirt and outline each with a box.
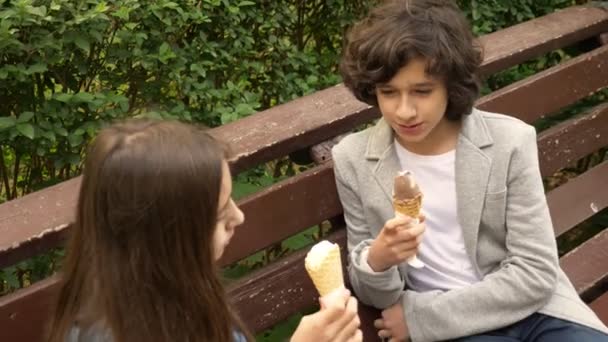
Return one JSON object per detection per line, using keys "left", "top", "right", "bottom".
{"left": 394, "top": 140, "right": 481, "bottom": 291}
{"left": 361, "top": 140, "right": 482, "bottom": 292}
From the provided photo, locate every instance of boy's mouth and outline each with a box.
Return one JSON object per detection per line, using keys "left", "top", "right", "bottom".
{"left": 396, "top": 122, "right": 424, "bottom": 135}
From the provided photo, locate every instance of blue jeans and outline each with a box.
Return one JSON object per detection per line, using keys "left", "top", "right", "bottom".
{"left": 454, "top": 313, "right": 608, "bottom": 341}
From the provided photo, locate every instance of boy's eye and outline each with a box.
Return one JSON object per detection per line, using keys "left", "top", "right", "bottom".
{"left": 378, "top": 88, "right": 396, "bottom": 96}
{"left": 414, "top": 89, "right": 432, "bottom": 95}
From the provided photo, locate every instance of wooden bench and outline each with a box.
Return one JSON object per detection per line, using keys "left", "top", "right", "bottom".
{"left": 1, "top": 5, "right": 608, "bottom": 341}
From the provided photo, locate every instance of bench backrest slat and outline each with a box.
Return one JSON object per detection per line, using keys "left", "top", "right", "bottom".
{"left": 220, "top": 163, "right": 340, "bottom": 265}
{"left": 537, "top": 103, "right": 608, "bottom": 177}
{"left": 226, "top": 229, "right": 347, "bottom": 333}
{"left": 477, "top": 44, "right": 608, "bottom": 123}
{"left": 560, "top": 227, "right": 608, "bottom": 301}
{"left": 546, "top": 161, "right": 608, "bottom": 237}
{"left": 0, "top": 176, "right": 80, "bottom": 269}
{"left": 477, "top": 6, "right": 608, "bottom": 75}
{"left": 0, "top": 275, "right": 59, "bottom": 342}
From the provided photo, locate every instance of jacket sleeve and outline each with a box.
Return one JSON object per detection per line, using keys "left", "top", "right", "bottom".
{"left": 402, "top": 126, "right": 559, "bottom": 342}
{"left": 332, "top": 144, "right": 405, "bottom": 309}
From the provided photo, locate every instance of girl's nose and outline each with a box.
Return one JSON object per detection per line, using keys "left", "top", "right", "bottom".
{"left": 234, "top": 204, "right": 245, "bottom": 227}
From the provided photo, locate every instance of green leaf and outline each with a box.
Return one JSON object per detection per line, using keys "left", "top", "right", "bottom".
{"left": 36, "top": 146, "right": 46, "bottom": 156}
{"left": 54, "top": 126, "right": 68, "bottom": 137}
{"left": 73, "top": 92, "right": 94, "bottom": 102}
{"left": 239, "top": 1, "right": 255, "bottom": 6}
{"left": 27, "top": 63, "right": 47, "bottom": 74}
{"left": 66, "top": 154, "right": 81, "bottom": 165}
{"left": 0, "top": 117, "right": 16, "bottom": 130}
{"left": 16, "top": 123, "right": 35, "bottom": 139}
{"left": 42, "top": 130, "right": 56, "bottom": 142}
{"left": 17, "top": 111, "right": 34, "bottom": 123}
{"left": 67, "top": 133, "right": 84, "bottom": 147}
{"left": 74, "top": 36, "right": 90, "bottom": 52}
{"left": 28, "top": 5, "right": 47, "bottom": 17}
{"left": 55, "top": 93, "right": 73, "bottom": 102}
{"left": 2, "top": 267, "right": 20, "bottom": 288}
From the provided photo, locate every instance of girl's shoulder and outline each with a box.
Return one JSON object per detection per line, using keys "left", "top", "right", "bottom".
{"left": 66, "top": 323, "right": 112, "bottom": 342}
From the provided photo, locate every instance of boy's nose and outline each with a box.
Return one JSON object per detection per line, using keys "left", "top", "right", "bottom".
{"left": 397, "top": 97, "right": 417, "bottom": 120}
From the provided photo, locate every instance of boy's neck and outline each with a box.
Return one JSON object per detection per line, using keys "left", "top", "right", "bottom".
{"left": 395, "top": 118, "right": 461, "bottom": 156}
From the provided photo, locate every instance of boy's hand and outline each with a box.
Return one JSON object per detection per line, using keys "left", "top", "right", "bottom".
{"left": 375, "top": 300, "right": 409, "bottom": 341}
{"left": 367, "top": 216, "right": 425, "bottom": 272}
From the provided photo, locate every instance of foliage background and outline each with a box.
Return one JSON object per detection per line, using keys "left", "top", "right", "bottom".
{"left": 0, "top": 0, "right": 605, "bottom": 340}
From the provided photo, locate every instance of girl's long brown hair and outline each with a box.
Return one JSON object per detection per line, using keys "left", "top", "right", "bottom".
{"left": 48, "top": 119, "right": 252, "bottom": 342}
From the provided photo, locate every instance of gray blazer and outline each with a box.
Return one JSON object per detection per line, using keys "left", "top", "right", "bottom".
{"left": 332, "top": 109, "right": 608, "bottom": 341}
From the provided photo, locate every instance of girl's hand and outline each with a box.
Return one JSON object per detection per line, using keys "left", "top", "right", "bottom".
{"left": 291, "top": 289, "right": 362, "bottom": 342}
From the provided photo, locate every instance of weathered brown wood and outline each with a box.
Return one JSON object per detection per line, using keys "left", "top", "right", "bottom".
{"left": 213, "top": 85, "right": 377, "bottom": 174}
{"left": 220, "top": 163, "right": 341, "bottom": 265}
{"left": 477, "top": 6, "right": 608, "bottom": 76}
{"left": 546, "top": 162, "right": 608, "bottom": 237}
{"left": 599, "top": 32, "right": 608, "bottom": 46}
{"left": 0, "top": 178, "right": 79, "bottom": 269}
{"left": 590, "top": 292, "right": 608, "bottom": 325}
{"left": 477, "top": 45, "right": 608, "bottom": 123}
{"left": 560, "top": 228, "right": 608, "bottom": 301}
{"left": 227, "top": 229, "right": 347, "bottom": 333}
{"left": 310, "top": 134, "right": 348, "bottom": 165}
{"left": 0, "top": 275, "right": 60, "bottom": 342}
{"left": 538, "top": 103, "right": 608, "bottom": 177}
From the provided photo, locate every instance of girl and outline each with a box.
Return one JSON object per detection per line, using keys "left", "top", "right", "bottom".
{"left": 48, "top": 119, "right": 361, "bottom": 342}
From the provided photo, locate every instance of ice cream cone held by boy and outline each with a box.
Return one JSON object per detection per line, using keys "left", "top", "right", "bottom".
{"left": 393, "top": 171, "right": 425, "bottom": 268}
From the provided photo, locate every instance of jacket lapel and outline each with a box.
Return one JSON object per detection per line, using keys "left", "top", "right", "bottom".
{"left": 366, "top": 119, "right": 400, "bottom": 204}
{"left": 455, "top": 109, "right": 493, "bottom": 260}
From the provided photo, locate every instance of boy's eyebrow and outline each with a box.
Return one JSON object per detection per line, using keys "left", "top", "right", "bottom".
{"left": 412, "top": 81, "right": 436, "bottom": 87}
{"left": 377, "top": 81, "right": 437, "bottom": 88}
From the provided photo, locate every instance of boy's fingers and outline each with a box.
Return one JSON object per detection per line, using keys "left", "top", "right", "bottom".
{"left": 374, "top": 318, "right": 385, "bottom": 329}
{"left": 378, "top": 329, "right": 391, "bottom": 338}
{"left": 385, "top": 216, "right": 412, "bottom": 230}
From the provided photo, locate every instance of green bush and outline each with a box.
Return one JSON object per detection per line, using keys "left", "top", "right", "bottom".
{"left": 0, "top": 0, "right": 374, "bottom": 201}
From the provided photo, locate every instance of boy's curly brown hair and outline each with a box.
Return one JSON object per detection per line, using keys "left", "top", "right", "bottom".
{"left": 340, "top": 0, "right": 483, "bottom": 121}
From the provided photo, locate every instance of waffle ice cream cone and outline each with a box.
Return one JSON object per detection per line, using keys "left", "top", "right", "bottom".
{"left": 393, "top": 171, "right": 425, "bottom": 268}
{"left": 305, "top": 240, "right": 345, "bottom": 302}
{"left": 393, "top": 193, "right": 423, "bottom": 219}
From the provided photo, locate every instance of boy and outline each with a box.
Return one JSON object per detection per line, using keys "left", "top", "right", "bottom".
{"left": 332, "top": 0, "right": 608, "bottom": 341}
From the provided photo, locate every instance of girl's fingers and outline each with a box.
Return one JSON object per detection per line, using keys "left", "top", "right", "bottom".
{"left": 349, "top": 329, "right": 363, "bottom": 342}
